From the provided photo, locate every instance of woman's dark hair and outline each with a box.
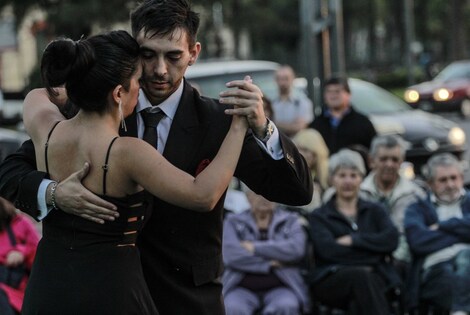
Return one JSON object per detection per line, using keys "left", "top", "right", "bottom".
{"left": 131, "top": 0, "right": 200, "bottom": 47}
{"left": 41, "top": 30, "right": 140, "bottom": 113}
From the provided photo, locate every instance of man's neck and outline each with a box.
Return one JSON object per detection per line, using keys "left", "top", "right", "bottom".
{"left": 375, "top": 176, "right": 398, "bottom": 195}
{"left": 328, "top": 105, "right": 349, "bottom": 119}
{"left": 279, "top": 90, "right": 291, "bottom": 101}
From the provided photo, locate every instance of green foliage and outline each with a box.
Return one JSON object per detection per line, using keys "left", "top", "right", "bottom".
{"left": 4, "top": 0, "right": 470, "bottom": 91}
{"left": 0, "top": 0, "right": 136, "bottom": 38}
{"left": 375, "top": 67, "right": 425, "bottom": 89}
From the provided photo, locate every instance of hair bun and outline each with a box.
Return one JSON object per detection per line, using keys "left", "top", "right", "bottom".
{"left": 41, "top": 38, "right": 78, "bottom": 87}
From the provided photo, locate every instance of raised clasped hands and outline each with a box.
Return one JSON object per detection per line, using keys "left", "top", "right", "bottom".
{"left": 220, "top": 75, "right": 266, "bottom": 135}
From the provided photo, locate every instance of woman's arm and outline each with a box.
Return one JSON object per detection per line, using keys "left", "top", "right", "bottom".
{"left": 23, "top": 88, "right": 66, "bottom": 144}
{"left": 123, "top": 115, "right": 248, "bottom": 212}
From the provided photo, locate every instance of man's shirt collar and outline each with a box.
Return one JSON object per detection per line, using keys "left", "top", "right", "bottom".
{"left": 136, "top": 79, "right": 184, "bottom": 120}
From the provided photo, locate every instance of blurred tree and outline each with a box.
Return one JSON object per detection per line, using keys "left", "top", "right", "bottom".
{"left": 2, "top": 0, "right": 470, "bottom": 91}
{"left": 0, "top": 0, "right": 136, "bottom": 39}
{"left": 195, "top": 0, "right": 300, "bottom": 70}
{"left": 0, "top": 0, "right": 137, "bottom": 90}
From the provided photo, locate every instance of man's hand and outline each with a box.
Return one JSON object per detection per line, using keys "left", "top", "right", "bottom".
{"left": 336, "top": 235, "right": 353, "bottom": 246}
{"left": 52, "top": 162, "right": 119, "bottom": 224}
{"left": 270, "top": 260, "right": 282, "bottom": 269}
{"left": 220, "top": 76, "right": 267, "bottom": 138}
{"left": 6, "top": 250, "right": 24, "bottom": 267}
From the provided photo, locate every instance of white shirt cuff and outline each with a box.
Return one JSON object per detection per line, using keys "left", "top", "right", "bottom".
{"left": 253, "top": 123, "right": 284, "bottom": 160}
{"left": 37, "top": 179, "right": 54, "bottom": 220}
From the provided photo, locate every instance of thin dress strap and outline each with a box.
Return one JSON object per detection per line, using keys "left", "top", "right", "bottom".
{"left": 102, "top": 137, "right": 119, "bottom": 196}
{"left": 44, "top": 121, "right": 61, "bottom": 175}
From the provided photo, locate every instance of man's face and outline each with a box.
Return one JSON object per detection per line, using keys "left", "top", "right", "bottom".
{"left": 246, "top": 191, "right": 275, "bottom": 219}
{"left": 370, "top": 146, "right": 403, "bottom": 187}
{"left": 430, "top": 165, "right": 464, "bottom": 202}
{"left": 324, "top": 84, "right": 350, "bottom": 111}
{"left": 275, "top": 68, "right": 294, "bottom": 95}
{"left": 136, "top": 28, "right": 201, "bottom": 105}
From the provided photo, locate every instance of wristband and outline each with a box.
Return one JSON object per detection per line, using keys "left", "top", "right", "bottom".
{"left": 50, "top": 181, "right": 59, "bottom": 210}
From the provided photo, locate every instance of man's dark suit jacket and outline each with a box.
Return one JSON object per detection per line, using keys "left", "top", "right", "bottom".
{"left": 0, "top": 81, "right": 312, "bottom": 315}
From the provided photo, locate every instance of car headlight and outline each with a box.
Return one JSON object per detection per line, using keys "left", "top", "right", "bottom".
{"left": 404, "top": 89, "right": 420, "bottom": 103}
{"left": 423, "top": 138, "right": 439, "bottom": 152}
{"left": 400, "top": 161, "right": 415, "bottom": 180}
{"left": 433, "top": 88, "right": 453, "bottom": 101}
{"left": 448, "top": 127, "right": 466, "bottom": 146}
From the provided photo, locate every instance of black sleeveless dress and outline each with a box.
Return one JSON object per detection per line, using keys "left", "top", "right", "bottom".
{"left": 22, "top": 123, "right": 158, "bottom": 315}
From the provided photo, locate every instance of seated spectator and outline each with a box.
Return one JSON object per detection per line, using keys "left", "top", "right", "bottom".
{"left": 309, "top": 76, "right": 376, "bottom": 155}
{"left": 405, "top": 153, "right": 470, "bottom": 314}
{"left": 361, "top": 135, "right": 426, "bottom": 275}
{"left": 222, "top": 188, "right": 309, "bottom": 315}
{"left": 272, "top": 65, "right": 314, "bottom": 137}
{"left": 291, "top": 128, "right": 329, "bottom": 213}
{"left": 0, "top": 197, "right": 40, "bottom": 315}
{"left": 308, "top": 149, "right": 401, "bottom": 315}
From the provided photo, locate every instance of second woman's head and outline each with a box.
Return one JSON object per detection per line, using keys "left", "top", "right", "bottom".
{"left": 41, "top": 30, "right": 141, "bottom": 116}
{"left": 328, "top": 149, "right": 365, "bottom": 200}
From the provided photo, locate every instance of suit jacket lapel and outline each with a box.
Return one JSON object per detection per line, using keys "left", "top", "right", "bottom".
{"left": 163, "top": 82, "right": 208, "bottom": 172}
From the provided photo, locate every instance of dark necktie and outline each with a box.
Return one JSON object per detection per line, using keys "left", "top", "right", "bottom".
{"left": 141, "top": 108, "right": 166, "bottom": 149}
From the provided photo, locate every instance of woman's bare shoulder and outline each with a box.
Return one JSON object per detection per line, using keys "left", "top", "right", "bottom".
{"left": 113, "top": 137, "right": 158, "bottom": 161}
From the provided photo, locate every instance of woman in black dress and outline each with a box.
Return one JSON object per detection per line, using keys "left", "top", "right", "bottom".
{"left": 21, "top": 30, "right": 248, "bottom": 315}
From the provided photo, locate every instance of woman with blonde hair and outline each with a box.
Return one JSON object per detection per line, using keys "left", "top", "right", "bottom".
{"left": 292, "top": 128, "right": 329, "bottom": 212}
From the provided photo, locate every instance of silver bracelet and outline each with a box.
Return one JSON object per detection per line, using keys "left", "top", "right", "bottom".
{"left": 50, "top": 181, "right": 59, "bottom": 209}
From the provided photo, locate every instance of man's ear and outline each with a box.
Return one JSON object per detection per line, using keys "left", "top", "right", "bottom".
{"left": 188, "top": 42, "right": 201, "bottom": 66}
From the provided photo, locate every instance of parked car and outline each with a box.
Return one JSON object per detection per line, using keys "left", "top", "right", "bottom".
{"left": 185, "top": 60, "right": 467, "bottom": 175}
{"left": 350, "top": 78, "right": 466, "bottom": 174}
{"left": 404, "top": 60, "right": 470, "bottom": 118}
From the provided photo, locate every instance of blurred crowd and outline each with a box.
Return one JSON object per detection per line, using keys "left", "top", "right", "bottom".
{"left": 221, "top": 67, "right": 470, "bottom": 315}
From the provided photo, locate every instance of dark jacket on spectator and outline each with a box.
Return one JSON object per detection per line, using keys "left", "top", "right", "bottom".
{"left": 404, "top": 192, "right": 470, "bottom": 308}
{"left": 308, "top": 197, "right": 400, "bottom": 288}
{"left": 309, "top": 107, "right": 376, "bottom": 154}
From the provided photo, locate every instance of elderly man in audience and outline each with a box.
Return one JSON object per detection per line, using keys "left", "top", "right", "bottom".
{"left": 361, "top": 135, "right": 425, "bottom": 276}
{"left": 222, "top": 188, "right": 309, "bottom": 315}
{"left": 405, "top": 153, "right": 470, "bottom": 315}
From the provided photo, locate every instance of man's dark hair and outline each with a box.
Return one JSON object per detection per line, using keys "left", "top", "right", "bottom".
{"left": 131, "top": 0, "right": 200, "bottom": 47}
{"left": 324, "top": 76, "right": 350, "bottom": 94}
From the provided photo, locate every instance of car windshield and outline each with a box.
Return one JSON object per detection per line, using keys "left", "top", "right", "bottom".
{"left": 186, "top": 70, "right": 279, "bottom": 100}
{"left": 434, "top": 62, "right": 470, "bottom": 82}
{"left": 349, "top": 79, "right": 411, "bottom": 115}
